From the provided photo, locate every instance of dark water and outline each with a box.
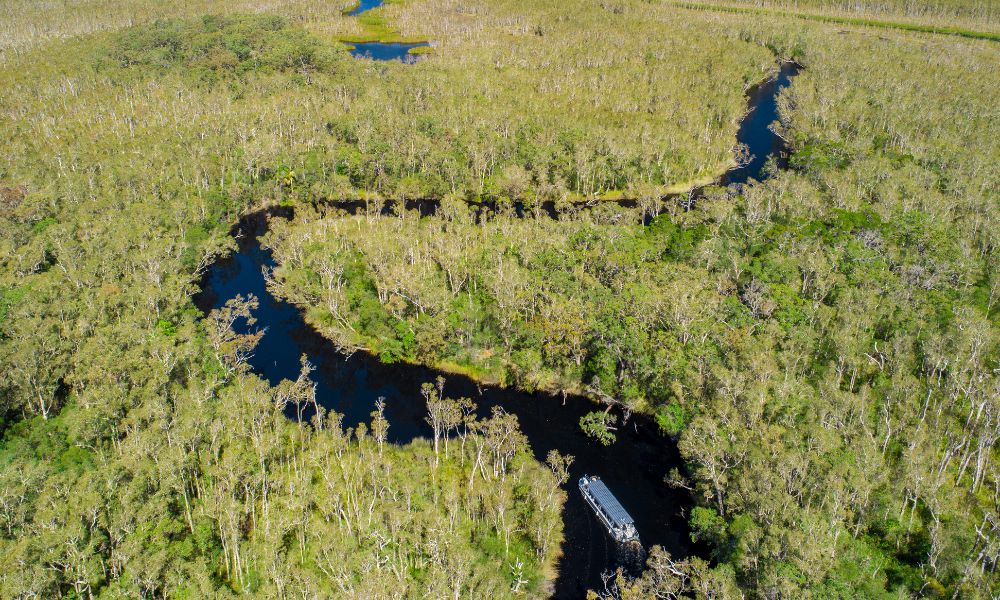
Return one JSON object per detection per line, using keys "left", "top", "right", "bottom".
{"left": 349, "top": 41, "right": 430, "bottom": 63}
{"left": 722, "top": 62, "right": 799, "bottom": 186}
{"left": 192, "top": 61, "right": 799, "bottom": 597}
{"left": 194, "top": 210, "right": 693, "bottom": 598}
{"left": 346, "top": 0, "right": 382, "bottom": 16}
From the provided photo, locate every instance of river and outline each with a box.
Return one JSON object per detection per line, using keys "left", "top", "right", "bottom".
{"left": 723, "top": 62, "right": 799, "bottom": 186}
{"left": 194, "top": 60, "right": 798, "bottom": 597}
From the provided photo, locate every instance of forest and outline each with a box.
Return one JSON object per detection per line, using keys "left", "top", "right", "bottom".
{"left": 1, "top": 0, "right": 998, "bottom": 597}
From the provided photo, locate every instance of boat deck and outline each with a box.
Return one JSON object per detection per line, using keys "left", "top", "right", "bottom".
{"left": 579, "top": 475, "right": 639, "bottom": 543}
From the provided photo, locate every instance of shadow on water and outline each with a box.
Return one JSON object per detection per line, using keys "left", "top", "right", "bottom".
{"left": 192, "top": 61, "right": 800, "bottom": 597}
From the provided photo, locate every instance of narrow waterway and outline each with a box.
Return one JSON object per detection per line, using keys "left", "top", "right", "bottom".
{"left": 194, "top": 62, "right": 798, "bottom": 597}
{"left": 722, "top": 62, "right": 799, "bottom": 186}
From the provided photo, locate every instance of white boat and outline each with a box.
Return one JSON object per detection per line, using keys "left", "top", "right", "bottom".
{"left": 579, "top": 475, "right": 640, "bottom": 543}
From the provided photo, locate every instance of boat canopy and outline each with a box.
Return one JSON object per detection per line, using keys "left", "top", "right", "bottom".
{"left": 579, "top": 475, "right": 639, "bottom": 543}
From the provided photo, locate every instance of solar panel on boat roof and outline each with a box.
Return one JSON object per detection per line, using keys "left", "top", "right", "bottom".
{"left": 588, "top": 479, "right": 634, "bottom": 525}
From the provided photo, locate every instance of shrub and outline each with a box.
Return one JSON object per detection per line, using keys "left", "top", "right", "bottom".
{"left": 99, "top": 15, "right": 344, "bottom": 83}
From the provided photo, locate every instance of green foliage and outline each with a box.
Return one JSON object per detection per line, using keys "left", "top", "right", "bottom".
{"left": 377, "top": 320, "right": 415, "bottom": 363}
{"left": 790, "top": 140, "right": 852, "bottom": 172}
{"left": 645, "top": 218, "right": 708, "bottom": 262}
{"left": 98, "top": 15, "right": 344, "bottom": 83}
{"left": 31, "top": 216, "right": 57, "bottom": 234}
{"left": 156, "top": 319, "right": 177, "bottom": 336}
{"left": 579, "top": 411, "right": 618, "bottom": 446}
{"left": 0, "top": 285, "right": 22, "bottom": 334}
{"left": 181, "top": 224, "right": 210, "bottom": 271}
{"left": 654, "top": 402, "right": 685, "bottom": 437}
{"left": 689, "top": 506, "right": 728, "bottom": 550}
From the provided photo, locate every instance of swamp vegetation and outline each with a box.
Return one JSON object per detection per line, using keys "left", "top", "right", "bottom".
{"left": 1, "top": 0, "right": 998, "bottom": 597}
{"left": 268, "top": 9, "right": 1000, "bottom": 599}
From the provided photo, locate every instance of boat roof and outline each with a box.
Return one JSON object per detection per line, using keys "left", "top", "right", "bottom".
{"left": 585, "top": 478, "right": 635, "bottom": 526}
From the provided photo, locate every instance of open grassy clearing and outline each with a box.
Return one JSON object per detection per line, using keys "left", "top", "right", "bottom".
{"left": 669, "top": 0, "right": 1000, "bottom": 42}
{"left": 680, "top": 0, "right": 1000, "bottom": 28}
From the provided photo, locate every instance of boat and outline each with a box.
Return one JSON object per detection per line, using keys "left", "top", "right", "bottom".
{"left": 579, "top": 475, "right": 640, "bottom": 543}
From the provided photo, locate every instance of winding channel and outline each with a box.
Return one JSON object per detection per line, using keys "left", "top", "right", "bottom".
{"left": 195, "top": 62, "right": 798, "bottom": 597}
